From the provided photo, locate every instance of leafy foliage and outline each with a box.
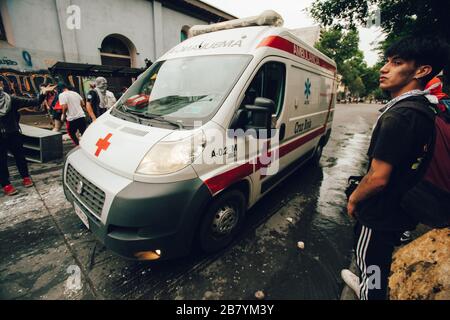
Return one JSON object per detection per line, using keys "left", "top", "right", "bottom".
{"left": 310, "top": 0, "right": 449, "bottom": 43}
{"left": 315, "top": 28, "right": 379, "bottom": 98}
{"left": 310, "top": 0, "right": 450, "bottom": 89}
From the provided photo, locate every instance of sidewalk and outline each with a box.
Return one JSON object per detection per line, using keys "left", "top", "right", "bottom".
{"left": 0, "top": 132, "right": 97, "bottom": 299}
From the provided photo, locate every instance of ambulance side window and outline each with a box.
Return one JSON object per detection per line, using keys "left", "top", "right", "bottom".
{"left": 241, "top": 62, "right": 286, "bottom": 116}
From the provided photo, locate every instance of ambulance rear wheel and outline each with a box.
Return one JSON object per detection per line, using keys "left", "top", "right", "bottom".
{"left": 312, "top": 143, "right": 323, "bottom": 164}
{"left": 198, "top": 189, "right": 246, "bottom": 253}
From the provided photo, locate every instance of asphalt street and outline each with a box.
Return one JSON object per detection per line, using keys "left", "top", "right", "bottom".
{"left": 0, "top": 103, "right": 380, "bottom": 300}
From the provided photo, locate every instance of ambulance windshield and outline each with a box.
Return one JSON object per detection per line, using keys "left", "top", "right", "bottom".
{"left": 115, "top": 54, "right": 251, "bottom": 127}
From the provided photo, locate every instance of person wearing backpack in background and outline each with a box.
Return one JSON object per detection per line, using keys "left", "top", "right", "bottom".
{"left": 425, "top": 75, "right": 450, "bottom": 114}
{"left": 340, "top": 36, "right": 450, "bottom": 300}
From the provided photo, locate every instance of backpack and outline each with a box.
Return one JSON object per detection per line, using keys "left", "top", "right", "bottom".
{"left": 398, "top": 100, "right": 450, "bottom": 228}
{"left": 440, "top": 98, "right": 450, "bottom": 113}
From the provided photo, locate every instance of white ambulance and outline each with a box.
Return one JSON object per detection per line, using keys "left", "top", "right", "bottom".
{"left": 63, "top": 11, "right": 337, "bottom": 261}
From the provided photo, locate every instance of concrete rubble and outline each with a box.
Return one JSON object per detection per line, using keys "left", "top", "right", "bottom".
{"left": 389, "top": 228, "right": 450, "bottom": 300}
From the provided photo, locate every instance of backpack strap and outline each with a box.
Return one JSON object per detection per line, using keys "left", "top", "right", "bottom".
{"left": 391, "top": 96, "right": 437, "bottom": 179}
{"left": 442, "top": 99, "right": 450, "bottom": 110}
{"left": 392, "top": 95, "right": 437, "bottom": 121}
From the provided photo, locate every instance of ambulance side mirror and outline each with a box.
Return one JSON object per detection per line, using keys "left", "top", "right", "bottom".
{"left": 253, "top": 97, "right": 276, "bottom": 114}
{"left": 244, "top": 98, "right": 275, "bottom": 139}
{"left": 230, "top": 98, "right": 275, "bottom": 139}
{"left": 246, "top": 98, "right": 275, "bottom": 138}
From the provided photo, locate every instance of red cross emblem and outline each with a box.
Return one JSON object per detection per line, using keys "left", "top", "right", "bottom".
{"left": 95, "top": 133, "right": 112, "bottom": 157}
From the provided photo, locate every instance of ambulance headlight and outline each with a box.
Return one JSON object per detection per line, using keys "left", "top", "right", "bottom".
{"left": 136, "top": 132, "right": 205, "bottom": 175}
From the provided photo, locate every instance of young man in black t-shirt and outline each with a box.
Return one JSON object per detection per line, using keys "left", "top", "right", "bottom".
{"left": 341, "top": 37, "right": 449, "bottom": 300}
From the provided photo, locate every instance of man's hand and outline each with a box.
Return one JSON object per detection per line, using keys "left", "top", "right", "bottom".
{"left": 345, "top": 158, "right": 393, "bottom": 219}
{"left": 347, "top": 198, "right": 357, "bottom": 218}
{"left": 40, "top": 84, "right": 55, "bottom": 95}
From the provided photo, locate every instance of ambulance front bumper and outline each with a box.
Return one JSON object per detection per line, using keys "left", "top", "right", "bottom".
{"left": 63, "top": 149, "right": 212, "bottom": 260}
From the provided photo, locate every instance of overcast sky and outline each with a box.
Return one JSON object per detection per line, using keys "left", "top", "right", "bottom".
{"left": 203, "top": 0, "right": 384, "bottom": 67}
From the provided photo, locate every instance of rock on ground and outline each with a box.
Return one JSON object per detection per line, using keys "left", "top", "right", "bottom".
{"left": 389, "top": 228, "right": 450, "bottom": 300}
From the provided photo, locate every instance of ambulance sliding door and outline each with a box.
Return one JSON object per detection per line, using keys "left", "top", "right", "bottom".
{"left": 283, "top": 64, "right": 327, "bottom": 166}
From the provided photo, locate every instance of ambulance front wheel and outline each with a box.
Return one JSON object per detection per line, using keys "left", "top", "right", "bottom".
{"left": 198, "top": 189, "right": 246, "bottom": 253}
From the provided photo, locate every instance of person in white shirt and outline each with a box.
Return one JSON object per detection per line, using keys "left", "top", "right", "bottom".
{"left": 106, "top": 90, "right": 117, "bottom": 109}
{"left": 57, "top": 82, "right": 87, "bottom": 146}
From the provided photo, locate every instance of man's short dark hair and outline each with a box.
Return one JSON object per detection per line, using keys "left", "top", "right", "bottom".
{"left": 385, "top": 36, "right": 450, "bottom": 85}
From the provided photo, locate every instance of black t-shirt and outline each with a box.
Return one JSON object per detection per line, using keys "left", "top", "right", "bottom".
{"left": 0, "top": 94, "right": 44, "bottom": 134}
{"left": 86, "top": 89, "right": 102, "bottom": 117}
{"left": 357, "top": 97, "right": 435, "bottom": 231}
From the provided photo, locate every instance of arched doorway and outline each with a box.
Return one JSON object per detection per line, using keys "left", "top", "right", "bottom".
{"left": 99, "top": 34, "right": 136, "bottom": 96}
{"left": 100, "top": 35, "right": 133, "bottom": 67}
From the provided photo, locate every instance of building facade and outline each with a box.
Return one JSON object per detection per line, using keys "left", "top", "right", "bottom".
{"left": 0, "top": 0, "right": 235, "bottom": 96}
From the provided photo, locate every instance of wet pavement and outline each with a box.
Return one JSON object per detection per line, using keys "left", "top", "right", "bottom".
{"left": 0, "top": 103, "right": 381, "bottom": 300}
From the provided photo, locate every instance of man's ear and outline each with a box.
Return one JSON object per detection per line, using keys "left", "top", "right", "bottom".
{"left": 415, "top": 65, "right": 432, "bottom": 80}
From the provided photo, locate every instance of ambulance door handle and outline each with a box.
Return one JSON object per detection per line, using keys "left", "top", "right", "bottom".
{"left": 279, "top": 123, "right": 286, "bottom": 141}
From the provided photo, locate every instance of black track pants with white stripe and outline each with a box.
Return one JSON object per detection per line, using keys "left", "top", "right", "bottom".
{"left": 354, "top": 221, "right": 403, "bottom": 300}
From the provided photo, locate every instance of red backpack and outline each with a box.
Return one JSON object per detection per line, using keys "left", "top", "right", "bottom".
{"left": 399, "top": 101, "right": 450, "bottom": 228}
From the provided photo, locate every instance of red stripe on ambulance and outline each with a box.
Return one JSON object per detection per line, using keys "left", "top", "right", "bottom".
{"left": 204, "top": 126, "right": 326, "bottom": 195}
{"left": 257, "top": 36, "right": 337, "bottom": 73}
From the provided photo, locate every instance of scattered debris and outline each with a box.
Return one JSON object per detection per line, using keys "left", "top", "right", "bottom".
{"left": 204, "top": 291, "right": 214, "bottom": 299}
{"left": 297, "top": 241, "right": 305, "bottom": 249}
{"left": 286, "top": 217, "right": 293, "bottom": 223}
{"left": 255, "top": 290, "right": 265, "bottom": 300}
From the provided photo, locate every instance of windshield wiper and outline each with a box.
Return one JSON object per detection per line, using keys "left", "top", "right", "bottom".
{"left": 115, "top": 104, "right": 183, "bottom": 129}
{"left": 113, "top": 105, "right": 141, "bottom": 124}
{"left": 142, "top": 112, "right": 184, "bottom": 129}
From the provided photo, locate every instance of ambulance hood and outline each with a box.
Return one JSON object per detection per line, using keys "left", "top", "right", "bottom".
{"left": 79, "top": 112, "right": 172, "bottom": 179}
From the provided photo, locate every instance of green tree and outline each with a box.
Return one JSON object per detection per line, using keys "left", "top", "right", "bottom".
{"left": 361, "top": 65, "right": 381, "bottom": 97}
{"left": 314, "top": 28, "right": 359, "bottom": 66}
{"left": 315, "top": 28, "right": 378, "bottom": 98}
{"left": 373, "top": 87, "right": 389, "bottom": 101}
{"left": 309, "top": 0, "right": 450, "bottom": 84}
{"left": 309, "top": 0, "right": 449, "bottom": 43}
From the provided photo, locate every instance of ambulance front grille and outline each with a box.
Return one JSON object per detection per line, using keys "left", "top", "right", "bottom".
{"left": 66, "top": 164, "right": 105, "bottom": 217}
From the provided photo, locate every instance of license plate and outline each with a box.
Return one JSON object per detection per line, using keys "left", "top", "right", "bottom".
{"left": 74, "top": 202, "right": 89, "bottom": 229}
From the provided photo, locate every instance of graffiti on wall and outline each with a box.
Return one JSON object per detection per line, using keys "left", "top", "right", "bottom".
{"left": 0, "top": 68, "right": 83, "bottom": 98}
{"left": 0, "top": 57, "right": 19, "bottom": 67}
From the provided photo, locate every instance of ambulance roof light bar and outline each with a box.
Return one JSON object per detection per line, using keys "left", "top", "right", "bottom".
{"left": 189, "top": 10, "right": 284, "bottom": 38}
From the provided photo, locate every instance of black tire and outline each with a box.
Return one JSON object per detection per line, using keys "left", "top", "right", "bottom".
{"left": 198, "top": 189, "right": 246, "bottom": 253}
{"left": 311, "top": 143, "right": 323, "bottom": 164}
